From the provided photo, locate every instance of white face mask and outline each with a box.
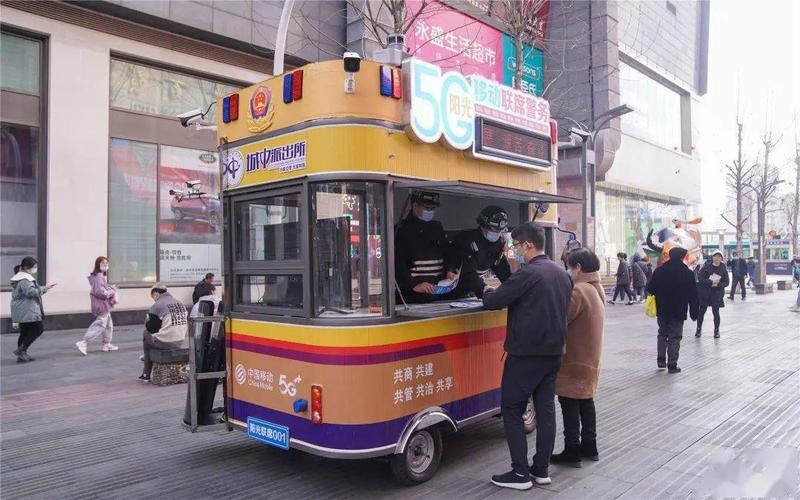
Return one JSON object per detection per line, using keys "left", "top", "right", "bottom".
{"left": 100, "top": 265, "right": 109, "bottom": 272}
{"left": 420, "top": 209, "right": 435, "bottom": 222}
{"left": 485, "top": 231, "right": 501, "bottom": 243}
{"left": 29, "top": 266, "right": 38, "bottom": 275}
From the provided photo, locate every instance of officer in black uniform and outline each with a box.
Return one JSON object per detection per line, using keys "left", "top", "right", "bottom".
{"left": 395, "top": 191, "right": 456, "bottom": 304}
{"left": 451, "top": 206, "right": 513, "bottom": 298}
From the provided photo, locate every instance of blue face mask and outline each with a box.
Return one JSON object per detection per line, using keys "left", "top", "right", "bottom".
{"left": 485, "top": 231, "right": 501, "bottom": 243}
{"left": 420, "top": 209, "right": 435, "bottom": 222}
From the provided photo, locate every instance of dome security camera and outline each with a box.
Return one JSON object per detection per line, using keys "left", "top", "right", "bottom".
{"left": 343, "top": 52, "right": 362, "bottom": 73}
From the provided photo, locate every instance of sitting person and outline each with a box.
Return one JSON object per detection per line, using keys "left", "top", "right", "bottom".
{"left": 139, "top": 284, "right": 188, "bottom": 382}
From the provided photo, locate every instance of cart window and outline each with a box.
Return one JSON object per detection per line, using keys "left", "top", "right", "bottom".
{"left": 236, "top": 194, "right": 301, "bottom": 262}
{"left": 237, "top": 274, "right": 303, "bottom": 310}
{"left": 311, "top": 182, "right": 387, "bottom": 317}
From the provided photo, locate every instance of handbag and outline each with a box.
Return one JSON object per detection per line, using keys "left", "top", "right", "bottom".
{"left": 645, "top": 295, "right": 657, "bottom": 318}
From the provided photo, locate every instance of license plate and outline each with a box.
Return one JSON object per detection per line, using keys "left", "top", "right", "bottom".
{"left": 247, "top": 417, "right": 290, "bottom": 450}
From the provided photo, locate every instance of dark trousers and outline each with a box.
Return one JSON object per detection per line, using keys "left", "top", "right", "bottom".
{"left": 634, "top": 286, "right": 647, "bottom": 301}
{"left": 142, "top": 331, "right": 183, "bottom": 376}
{"left": 501, "top": 354, "right": 561, "bottom": 475}
{"left": 17, "top": 321, "right": 44, "bottom": 350}
{"left": 729, "top": 276, "right": 746, "bottom": 299}
{"left": 657, "top": 317, "right": 683, "bottom": 366}
{"left": 612, "top": 285, "right": 633, "bottom": 302}
{"left": 558, "top": 396, "right": 596, "bottom": 446}
{"left": 697, "top": 304, "right": 720, "bottom": 331}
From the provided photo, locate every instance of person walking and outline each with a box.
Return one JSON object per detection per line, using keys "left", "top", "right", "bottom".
{"left": 640, "top": 255, "right": 653, "bottom": 300}
{"left": 76, "top": 256, "right": 119, "bottom": 355}
{"left": 790, "top": 287, "right": 800, "bottom": 312}
{"left": 727, "top": 251, "right": 748, "bottom": 301}
{"left": 550, "top": 248, "right": 605, "bottom": 468}
{"left": 483, "top": 222, "right": 572, "bottom": 490}
{"left": 646, "top": 247, "right": 699, "bottom": 374}
{"left": 746, "top": 256, "right": 756, "bottom": 287}
{"left": 696, "top": 251, "right": 729, "bottom": 338}
{"left": 139, "top": 284, "right": 189, "bottom": 382}
{"left": 10, "top": 257, "right": 56, "bottom": 362}
{"left": 631, "top": 254, "right": 647, "bottom": 303}
{"left": 608, "top": 253, "right": 634, "bottom": 305}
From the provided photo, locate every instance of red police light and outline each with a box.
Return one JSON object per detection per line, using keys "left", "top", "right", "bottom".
{"left": 311, "top": 384, "right": 323, "bottom": 424}
{"left": 229, "top": 93, "right": 239, "bottom": 121}
{"left": 292, "top": 70, "right": 303, "bottom": 101}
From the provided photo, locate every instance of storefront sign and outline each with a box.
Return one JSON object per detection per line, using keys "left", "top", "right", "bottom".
{"left": 159, "top": 243, "right": 221, "bottom": 283}
{"left": 406, "top": 0, "right": 503, "bottom": 81}
{"left": 471, "top": 74, "right": 550, "bottom": 135}
{"left": 247, "top": 85, "right": 275, "bottom": 133}
{"left": 502, "top": 35, "right": 544, "bottom": 96}
{"left": 245, "top": 140, "right": 307, "bottom": 174}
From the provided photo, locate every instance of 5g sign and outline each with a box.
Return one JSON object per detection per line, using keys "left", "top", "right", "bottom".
{"left": 403, "top": 59, "right": 474, "bottom": 150}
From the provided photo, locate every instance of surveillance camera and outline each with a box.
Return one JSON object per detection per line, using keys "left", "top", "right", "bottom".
{"left": 177, "top": 108, "right": 204, "bottom": 127}
{"left": 569, "top": 127, "right": 590, "bottom": 140}
{"left": 568, "top": 131, "right": 584, "bottom": 144}
{"left": 343, "top": 52, "right": 361, "bottom": 73}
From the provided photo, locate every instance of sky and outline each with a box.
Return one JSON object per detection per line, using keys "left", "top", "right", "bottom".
{"left": 700, "top": 0, "right": 800, "bottom": 230}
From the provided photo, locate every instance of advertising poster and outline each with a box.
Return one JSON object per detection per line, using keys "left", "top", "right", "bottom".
{"left": 159, "top": 145, "right": 222, "bottom": 282}
{"left": 502, "top": 34, "right": 544, "bottom": 96}
{"left": 406, "top": 0, "right": 504, "bottom": 81}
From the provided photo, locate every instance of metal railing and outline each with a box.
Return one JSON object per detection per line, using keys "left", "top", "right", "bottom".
{"left": 184, "top": 315, "right": 230, "bottom": 433}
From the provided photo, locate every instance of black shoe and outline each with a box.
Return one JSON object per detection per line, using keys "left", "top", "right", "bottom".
{"left": 667, "top": 365, "right": 682, "bottom": 374}
{"left": 529, "top": 466, "right": 551, "bottom": 485}
{"left": 12, "top": 348, "right": 21, "bottom": 357}
{"left": 695, "top": 329, "right": 701, "bottom": 338}
{"left": 580, "top": 440, "right": 599, "bottom": 461}
{"left": 714, "top": 330, "right": 720, "bottom": 338}
{"left": 490, "top": 470, "right": 532, "bottom": 490}
{"left": 20, "top": 351, "right": 34, "bottom": 362}
{"left": 657, "top": 359, "right": 667, "bottom": 369}
{"left": 16, "top": 354, "right": 28, "bottom": 363}
{"left": 138, "top": 374, "right": 151, "bottom": 382}
{"left": 551, "top": 444, "right": 582, "bottom": 468}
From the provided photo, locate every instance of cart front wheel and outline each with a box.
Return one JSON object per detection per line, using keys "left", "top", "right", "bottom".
{"left": 390, "top": 428, "right": 443, "bottom": 485}
{"left": 523, "top": 397, "right": 536, "bottom": 434}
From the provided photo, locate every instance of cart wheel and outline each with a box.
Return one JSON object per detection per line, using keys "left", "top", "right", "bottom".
{"left": 390, "top": 428, "right": 443, "bottom": 485}
{"left": 523, "top": 397, "right": 536, "bottom": 434}
{"left": 173, "top": 208, "right": 183, "bottom": 220}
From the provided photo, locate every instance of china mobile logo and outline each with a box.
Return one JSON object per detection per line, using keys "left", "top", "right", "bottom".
{"left": 234, "top": 363, "right": 247, "bottom": 385}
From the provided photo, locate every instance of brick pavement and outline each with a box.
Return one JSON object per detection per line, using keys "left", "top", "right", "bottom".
{"left": 1, "top": 289, "right": 799, "bottom": 499}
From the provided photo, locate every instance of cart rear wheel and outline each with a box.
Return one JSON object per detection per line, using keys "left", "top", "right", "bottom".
{"left": 390, "top": 428, "right": 443, "bottom": 485}
{"left": 173, "top": 208, "right": 183, "bottom": 220}
{"left": 523, "top": 397, "right": 536, "bottom": 434}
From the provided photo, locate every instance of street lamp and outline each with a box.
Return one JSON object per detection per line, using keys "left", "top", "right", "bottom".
{"left": 571, "top": 104, "right": 635, "bottom": 246}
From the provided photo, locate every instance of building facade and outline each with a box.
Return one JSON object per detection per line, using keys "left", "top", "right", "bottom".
{"left": 548, "top": 0, "right": 710, "bottom": 271}
{"left": 1, "top": 0, "right": 346, "bottom": 331}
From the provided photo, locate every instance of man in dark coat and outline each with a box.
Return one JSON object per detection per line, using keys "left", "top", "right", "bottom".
{"left": 727, "top": 251, "right": 748, "bottom": 300}
{"left": 646, "top": 247, "right": 699, "bottom": 373}
{"left": 192, "top": 273, "right": 215, "bottom": 304}
{"left": 696, "top": 251, "right": 729, "bottom": 338}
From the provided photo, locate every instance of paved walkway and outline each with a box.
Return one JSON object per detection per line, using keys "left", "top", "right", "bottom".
{"left": 1, "top": 289, "right": 799, "bottom": 499}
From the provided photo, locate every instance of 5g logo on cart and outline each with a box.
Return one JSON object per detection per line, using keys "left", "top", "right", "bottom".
{"left": 279, "top": 374, "right": 302, "bottom": 396}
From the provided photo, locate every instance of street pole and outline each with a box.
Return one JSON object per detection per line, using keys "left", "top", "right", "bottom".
{"left": 273, "top": 0, "right": 297, "bottom": 76}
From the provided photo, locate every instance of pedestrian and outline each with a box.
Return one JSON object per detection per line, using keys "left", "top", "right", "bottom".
{"left": 727, "top": 251, "right": 747, "bottom": 300}
{"left": 9, "top": 257, "right": 56, "bottom": 362}
{"left": 483, "top": 222, "right": 572, "bottom": 490}
{"left": 76, "top": 256, "right": 119, "bottom": 355}
{"left": 791, "top": 255, "right": 800, "bottom": 288}
{"left": 631, "top": 254, "right": 647, "bottom": 303}
{"left": 696, "top": 251, "right": 729, "bottom": 338}
{"left": 550, "top": 248, "right": 605, "bottom": 468}
{"left": 192, "top": 273, "right": 215, "bottom": 304}
{"left": 790, "top": 287, "right": 800, "bottom": 313}
{"left": 608, "top": 252, "right": 634, "bottom": 305}
{"left": 641, "top": 255, "right": 653, "bottom": 300}
{"left": 746, "top": 256, "right": 756, "bottom": 286}
{"left": 140, "top": 284, "right": 188, "bottom": 382}
{"left": 646, "top": 247, "right": 699, "bottom": 374}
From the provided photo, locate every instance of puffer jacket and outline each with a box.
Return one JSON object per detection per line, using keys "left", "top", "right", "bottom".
{"left": 89, "top": 273, "right": 116, "bottom": 316}
{"left": 10, "top": 272, "right": 47, "bottom": 323}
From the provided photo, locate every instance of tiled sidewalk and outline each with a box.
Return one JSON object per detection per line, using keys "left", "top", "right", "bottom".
{"left": 1, "top": 290, "right": 798, "bottom": 499}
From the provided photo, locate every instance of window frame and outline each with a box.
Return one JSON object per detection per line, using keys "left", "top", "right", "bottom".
{"left": 230, "top": 184, "right": 310, "bottom": 318}
{"left": 0, "top": 26, "right": 48, "bottom": 291}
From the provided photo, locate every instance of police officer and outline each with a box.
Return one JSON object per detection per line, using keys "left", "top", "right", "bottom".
{"left": 395, "top": 191, "right": 456, "bottom": 303}
{"left": 451, "top": 206, "right": 512, "bottom": 298}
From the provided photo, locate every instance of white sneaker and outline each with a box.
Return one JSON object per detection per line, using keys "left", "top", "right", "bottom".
{"left": 102, "top": 343, "right": 119, "bottom": 352}
{"left": 139, "top": 355, "right": 145, "bottom": 361}
{"left": 75, "top": 340, "right": 88, "bottom": 356}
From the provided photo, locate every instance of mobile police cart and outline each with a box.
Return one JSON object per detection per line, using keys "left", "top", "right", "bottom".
{"left": 185, "top": 57, "right": 579, "bottom": 484}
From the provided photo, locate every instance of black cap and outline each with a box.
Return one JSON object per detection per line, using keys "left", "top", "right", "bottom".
{"left": 410, "top": 190, "right": 440, "bottom": 207}
{"left": 205, "top": 273, "right": 215, "bottom": 280}
{"left": 476, "top": 205, "right": 509, "bottom": 232}
{"left": 669, "top": 247, "right": 688, "bottom": 261}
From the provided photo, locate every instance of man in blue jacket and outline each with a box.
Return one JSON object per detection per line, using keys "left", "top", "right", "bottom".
{"left": 483, "top": 222, "right": 573, "bottom": 491}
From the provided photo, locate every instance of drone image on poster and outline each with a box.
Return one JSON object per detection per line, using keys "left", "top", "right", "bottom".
{"left": 168, "top": 180, "right": 221, "bottom": 232}
{"left": 643, "top": 217, "right": 703, "bottom": 267}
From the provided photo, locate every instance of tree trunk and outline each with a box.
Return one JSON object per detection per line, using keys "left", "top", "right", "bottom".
{"left": 514, "top": 36, "right": 524, "bottom": 91}
{"left": 793, "top": 151, "right": 800, "bottom": 256}
{"left": 758, "top": 148, "right": 770, "bottom": 284}
{"left": 735, "top": 123, "right": 743, "bottom": 255}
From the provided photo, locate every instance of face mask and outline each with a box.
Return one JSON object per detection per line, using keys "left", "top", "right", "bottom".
{"left": 420, "top": 209, "right": 435, "bottom": 222}
{"left": 485, "top": 231, "right": 501, "bottom": 243}
{"left": 29, "top": 266, "right": 38, "bottom": 275}
{"left": 100, "top": 265, "right": 109, "bottom": 272}
{"left": 513, "top": 245, "right": 528, "bottom": 264}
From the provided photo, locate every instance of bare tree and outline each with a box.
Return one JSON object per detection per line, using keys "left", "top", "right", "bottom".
{"left": 490, "top": 0, "right": 548, "bottom": 91}
{"left": 746, "top": 120, "right": 785, "bottom": 284}
{"left": 346, "top": 0, "right": 433, "bottom": 49}
{"left": 720, "top": 104, "right": 757, "bottom": 255}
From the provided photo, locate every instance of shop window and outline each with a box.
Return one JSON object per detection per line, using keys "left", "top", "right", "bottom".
{"left": 110, "top": 59, "right": 238, "bottom": 122}
{"left": 311, "top": 182, "right": 387, "bottom": 317}
{"left": 235, "top": 195, "right": 302, "bottom": 262}
{"left": 108, "top": 139, "right": 158, "bottom": 283}
{"left": 158, "top": 146, "right": 221, "bottom": 283}
{"left": 237, "top": 274, "right": 304, "bottom": 310}
{"left": 0, "top": 33, "right": 40, "bottom": 94}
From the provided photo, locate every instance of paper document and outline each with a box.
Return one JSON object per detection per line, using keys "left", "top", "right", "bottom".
{"left": 432, "top": 268, "right": 460, "bottom": 295}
